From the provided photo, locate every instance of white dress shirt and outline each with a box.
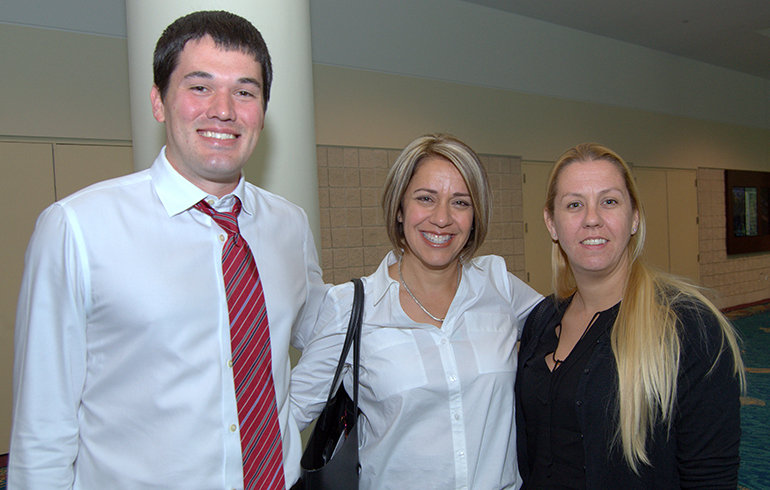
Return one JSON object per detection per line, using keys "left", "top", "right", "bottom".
{"left": 291, "top": 251, "right": 543, "bottom": 490}
{"left": 10, "top": 149, "right": 328, "bottom": 490}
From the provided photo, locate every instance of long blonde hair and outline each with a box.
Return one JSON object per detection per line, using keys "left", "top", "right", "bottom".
{"left": 544, "top": 143, "right": 745, "bottom": 472}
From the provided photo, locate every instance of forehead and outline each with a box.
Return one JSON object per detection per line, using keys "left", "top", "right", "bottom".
{"left": 412, "top": 156, "right": 458, "bottom": 178}
{"left": 408, "top": 156, "right": 467, "bottom": 188}
{"left": 174, "top": 36, "right": 262, "bottom": 80}
{"left": 557, "top": 158, "right": 627, "bottom": 193}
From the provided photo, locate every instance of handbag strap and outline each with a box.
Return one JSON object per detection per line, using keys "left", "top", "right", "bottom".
{"left": 325, "top": 278, "right": 364, "bottom": 413}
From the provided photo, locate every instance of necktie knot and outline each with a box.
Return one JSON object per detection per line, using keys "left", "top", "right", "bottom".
{"left": 194, "top": 198, "right": 243, "bottom": 240}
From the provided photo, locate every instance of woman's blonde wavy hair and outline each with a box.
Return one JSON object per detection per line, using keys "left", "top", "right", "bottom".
{"left": 544, "top": 142, "right": 745, "bottom": 472}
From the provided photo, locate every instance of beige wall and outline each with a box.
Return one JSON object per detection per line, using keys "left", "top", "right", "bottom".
{"left": 0, "top": 24, "right": 131, "bottom": 142}
{"left": 312, "top": 65, "right": 770, "bottom": 172}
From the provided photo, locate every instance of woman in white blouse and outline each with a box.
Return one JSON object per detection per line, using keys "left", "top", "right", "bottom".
{"left": 291, "top": 134, "right": 543, "bottom": 490}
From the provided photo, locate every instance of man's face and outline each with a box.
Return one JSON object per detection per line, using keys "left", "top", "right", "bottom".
{"left": 151, "top": 35, "right": 265, "bottom": 197}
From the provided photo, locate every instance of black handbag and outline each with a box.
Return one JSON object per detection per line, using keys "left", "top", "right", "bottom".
{"left": 293, "top": 278, "right": 364, "bottom": 490}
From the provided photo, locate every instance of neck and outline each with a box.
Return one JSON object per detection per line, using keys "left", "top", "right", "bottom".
{"left": 398, "top": 253, "right": 461, "bottom": 291}
{"left": 390, "top": 253, "right": 462, "bottom": 325}
{"left": 573, "top": 275, "right": 627, "bottom": 316}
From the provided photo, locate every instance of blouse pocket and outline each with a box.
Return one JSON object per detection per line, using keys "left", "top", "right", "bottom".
{"left": 465, "top": 312, "right": 517, "bottom": 374}
{"left": 360, "top": 328, "right": 428, "bottom": 401}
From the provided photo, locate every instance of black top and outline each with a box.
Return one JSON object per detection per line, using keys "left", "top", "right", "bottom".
{"left": 519, "top": 299, "right": 616, "bottom": 489}
{"left": 516, "top": 295, "right": 742, "bottom": 490}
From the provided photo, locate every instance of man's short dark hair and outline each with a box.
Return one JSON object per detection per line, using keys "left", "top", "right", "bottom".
{"left": 153, "top": 10, "right": 273, "bottom": 109}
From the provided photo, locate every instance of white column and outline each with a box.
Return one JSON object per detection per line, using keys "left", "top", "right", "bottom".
{"left": 125, "top": 0, "right": 321, "bottom": 250}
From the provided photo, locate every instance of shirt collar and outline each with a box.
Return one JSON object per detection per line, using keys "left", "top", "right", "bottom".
{"left": 368, "top": 250, "right": 484, "bottom": 308}
{"left": 369, "top": 251, "right": 401, "bottom": 307}
{"left": 150, "top": 147, "right": 249, "bottom": 217}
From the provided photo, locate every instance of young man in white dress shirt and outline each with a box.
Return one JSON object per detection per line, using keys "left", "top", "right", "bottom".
{"left": 9, "top": 11, "right": 327, "bottom": 489}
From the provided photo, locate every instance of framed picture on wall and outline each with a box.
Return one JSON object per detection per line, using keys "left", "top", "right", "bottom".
{"left": 725, "top": 169, "right": 770, "bottom": 254}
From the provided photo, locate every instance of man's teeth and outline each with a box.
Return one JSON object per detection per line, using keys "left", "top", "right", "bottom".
{"left": 422, "top": 232, "right": 452, "bottom": 244}
{"left": 199, "top": 131, "right": 235, "bottom": 140}
{"left": 582, "top": 238, "right": 607, "bottom": 245}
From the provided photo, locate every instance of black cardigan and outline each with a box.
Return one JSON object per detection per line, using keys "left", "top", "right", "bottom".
{"left": 515, "top": 295, "right": 741, "bottom": 489}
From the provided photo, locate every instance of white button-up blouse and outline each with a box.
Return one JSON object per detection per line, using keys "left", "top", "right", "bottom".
{"left": 291, "top": 251, "right": 543, "bottom": 490}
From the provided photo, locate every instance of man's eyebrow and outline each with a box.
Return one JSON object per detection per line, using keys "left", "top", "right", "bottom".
{"left": 182, "top": 72, "right": 261, "bottom": 88}
{"left": 238, "top": 77, "right": 261, "bottom": 88}
{"left": 183, "top": 71, "right": 213, "bottom": 80}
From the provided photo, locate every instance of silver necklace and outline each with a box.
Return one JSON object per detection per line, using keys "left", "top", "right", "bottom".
{"left": 398, "top": 257, "right": 460, "bottom": 323}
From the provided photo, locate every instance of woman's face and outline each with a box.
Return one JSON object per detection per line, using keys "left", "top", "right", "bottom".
{"left": 544, "top": 158, "right": 639, "bottom": 283}
{"left": 398, "top": 156, "right": 474, "bottom": 271}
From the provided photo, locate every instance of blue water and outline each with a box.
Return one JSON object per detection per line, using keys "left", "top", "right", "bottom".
{"left": 733, "top": 313, "right": 770, "bottom": 490}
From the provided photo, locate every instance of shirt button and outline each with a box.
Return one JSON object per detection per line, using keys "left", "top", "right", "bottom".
{"left": 457, "top": 451, "right": 465, "bottom": 458}
{"left": 576, "top": 400, "right": 582, "bottom": 406}
{"left": 219, "top": 234, "right": 226, "bottom": 242}
{"left": 230, "top": 424, "right": 237, "bottom": 432}
{"left": 449, "top": 374, "right": 457, "bottom": 382}
{"left": 228, "top": 359, "right": 234, "bottom": 368}
{"left": 440, "top": 339, "right": 448, "bottom": 345}
{"left": 453, "top": 413, "right": 460, "bottom": 420}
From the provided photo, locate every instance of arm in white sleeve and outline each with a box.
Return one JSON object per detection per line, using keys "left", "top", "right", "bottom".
{"left": 507, "top": 271, "right": 544, "bottom": 340}
{"left": 290, "top": 282, "right": 354, "bottom": 430}
{"left": 9, "top": 204, "right": 88, "bottom": 490}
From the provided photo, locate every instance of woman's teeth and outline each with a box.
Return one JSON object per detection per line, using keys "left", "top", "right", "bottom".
{"left": 582, "top": 238, "right": 607, "bottom": 245}
{"left": 422, "top": 232, "right": 452, "bottom": 244}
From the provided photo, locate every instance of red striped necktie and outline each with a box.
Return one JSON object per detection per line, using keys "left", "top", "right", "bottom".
{"left": 194, "top": 197, "right": 286, "bottom": 490}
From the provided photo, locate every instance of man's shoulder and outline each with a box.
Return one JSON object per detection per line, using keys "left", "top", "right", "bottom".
{"left": 58, "top": 169, "right": 152, "bottom": 208}
{"left": 243, "top": 182, "right": 308, "bottom": 220}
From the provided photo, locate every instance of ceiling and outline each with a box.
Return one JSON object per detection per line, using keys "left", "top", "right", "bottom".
{"left": 463, "top": 0, "right": 770, "bottom": 80}
{"left": 3, "top": 0, "right": 770, "bottom": 80}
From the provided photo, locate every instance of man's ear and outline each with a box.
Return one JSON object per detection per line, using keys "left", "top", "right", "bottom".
{"left": 150, "top": 86, "right": 166, "bottom": 123}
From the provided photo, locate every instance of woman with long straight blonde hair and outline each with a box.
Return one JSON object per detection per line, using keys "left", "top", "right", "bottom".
{"left": 515, "top": 143, "right": 745, "bottom": 489}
